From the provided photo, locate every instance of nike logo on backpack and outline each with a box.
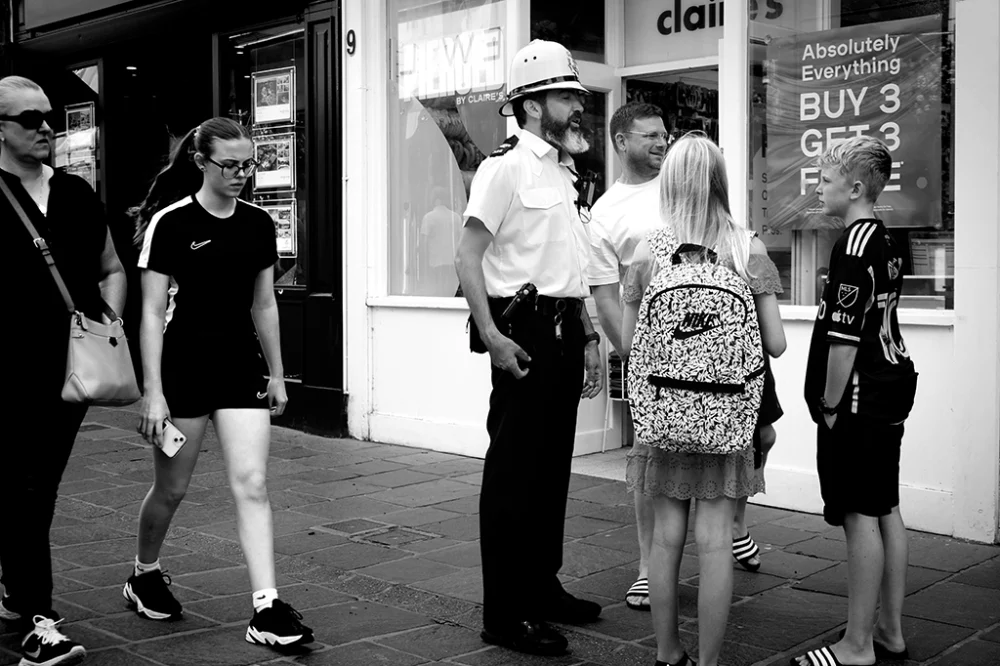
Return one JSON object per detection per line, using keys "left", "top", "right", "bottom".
{"left": 191, "top": 240, "right": 211, "bottom": 250}
{"left": 672, "top": 312, "right": 721, "bottom": 340}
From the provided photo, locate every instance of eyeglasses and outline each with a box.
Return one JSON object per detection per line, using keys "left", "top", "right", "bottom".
{"left": 205, "top": 157, "right": 258, "bottom": 179}
{"left": 622, "top": 131, "right": 671, "bottom": 143}
{"left": 0, "top": 110, "right": 53, "bottom": 131}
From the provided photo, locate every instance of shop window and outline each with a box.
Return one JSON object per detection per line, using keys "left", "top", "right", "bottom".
{"left": 626, "top": 70, "right": 720, "bottom": 144}
{"left": 748, "top": 0, "right": 955, "bottom": 309}
{"left": 219, "top": 25, "right": 308, "bottom": 288}
{"left": 388, "top": 0, "right": 508, "bottom": 297}
{"left": 53, "top": 65, "right": 101, "bottom": 193}
{"left": 531, "top": 0, "right": 605, "bottom": 63}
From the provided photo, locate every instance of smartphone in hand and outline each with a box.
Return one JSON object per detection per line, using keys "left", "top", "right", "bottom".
{"left": 159, "top": 419, "right": 187, "bottom": 458}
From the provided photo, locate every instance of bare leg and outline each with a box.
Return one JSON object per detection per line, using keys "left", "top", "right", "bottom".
{"left": 136, "top": 416, "right": 210, "bottom": 563}
{"left": 213, "top": 409, "right": 275, "bottom": 592}
{"left": 875, "top": 506, "right": 907, "bottom": 652}
{"left": 812, "top": 513, "right": 879, "bottom": 666}
{"left": 649, "top": 496, "right": 689, "bottom": 665}
{"left": 635, "top": 489, "right": 655, "bottom": 580}
{"left": 732, "top": 426, "right": 774, "bottom": 569}
{"left": 693, "top": 496, "right": 736, "bottom": 666}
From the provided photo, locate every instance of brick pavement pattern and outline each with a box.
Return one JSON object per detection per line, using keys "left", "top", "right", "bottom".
{"left": 1, "top": 406, "right": 998, "bottom": 666}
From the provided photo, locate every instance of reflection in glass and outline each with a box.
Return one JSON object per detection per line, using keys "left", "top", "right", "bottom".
{"left": 747, "top": 0, "right": 955, "bottom": 309}
{"left": 389, "top": 0, "right": 507, "bottom": 296}
{"left": 531, "top": 0, "right": 606, "bottom": 63}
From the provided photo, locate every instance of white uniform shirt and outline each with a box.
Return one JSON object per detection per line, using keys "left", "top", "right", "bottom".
{"left": 464, "top": 130, "right": 591, "bottom": 298}
{"left": 586, "top": 177, "right": 664, "bottom": 287}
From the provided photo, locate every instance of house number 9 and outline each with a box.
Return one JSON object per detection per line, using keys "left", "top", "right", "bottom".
{"left": 346, "top": 30, "right": 356, "bottom": 55}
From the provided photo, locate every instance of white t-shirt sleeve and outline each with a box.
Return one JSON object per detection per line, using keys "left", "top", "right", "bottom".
{"left": 586, "top": 212, "right": 620, "bottom": 286}
{"left": 463, "top": 157, "right": 515, "bottom": 236}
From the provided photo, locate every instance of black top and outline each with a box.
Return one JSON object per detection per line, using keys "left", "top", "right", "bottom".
{"left": 137, "top": 195, "right": 278, "bottom": 342}
{"left": 3, "top": 168, "right": 109, "bottom": 396}
{"left": 805, "top": 218, "right": 917, "bottom": 423}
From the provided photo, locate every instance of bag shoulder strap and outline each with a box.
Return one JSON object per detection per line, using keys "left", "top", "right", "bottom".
{"left": 1, "top": 174, "right": 82, "bottom": 315}
{"left": 647, "top": 227, "right": 677, "bottom": 268}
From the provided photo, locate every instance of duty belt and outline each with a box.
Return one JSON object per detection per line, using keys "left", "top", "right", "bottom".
{"left": 491, "top": 294, "right": 583, "bottom": 320}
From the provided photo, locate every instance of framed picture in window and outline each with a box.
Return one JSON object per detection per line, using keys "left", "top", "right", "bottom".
{"left": 252, "top": 67, "right": 295, "bottom": 125}
{"left": 65, "top": 102, "right": 95, "bottom": 151}
{"left": 254, "top": 133, "right": 295, "bottom": 190}
{"left": 259, "top": 201, "right": 297, "bottom": 258}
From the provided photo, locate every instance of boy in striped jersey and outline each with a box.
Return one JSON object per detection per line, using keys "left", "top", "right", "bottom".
{"left": 795, "top": 136, "right": 918, "bottom": 666}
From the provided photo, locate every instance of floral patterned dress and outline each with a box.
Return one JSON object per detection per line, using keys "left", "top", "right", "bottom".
{"left": 623, "top": 243, "right": 784, "bottom": 501}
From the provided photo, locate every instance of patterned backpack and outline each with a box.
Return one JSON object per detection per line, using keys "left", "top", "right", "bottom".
{"left": 627, "top": 229, "right": 765, "bottom": 455}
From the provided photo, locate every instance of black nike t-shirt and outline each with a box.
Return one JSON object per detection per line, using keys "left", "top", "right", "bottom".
{"left": 804, "top": 218, "right": 917, "bottom": 423}
{"left": 138, "top": 196, "right": 278, "bottom": 343}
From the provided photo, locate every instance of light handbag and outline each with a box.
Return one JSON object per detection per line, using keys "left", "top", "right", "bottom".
{"left": 2, "top": 175, "right": 141, "bottom": 406}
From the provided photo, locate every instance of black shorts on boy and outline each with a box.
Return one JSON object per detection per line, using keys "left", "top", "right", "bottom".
{"left": 804, "top": 219, "right": 917, "bottom": 526}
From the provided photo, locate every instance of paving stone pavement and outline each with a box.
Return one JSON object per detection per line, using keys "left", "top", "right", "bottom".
{"left": 1, "top": 406, "right": 998, "bottom": 666}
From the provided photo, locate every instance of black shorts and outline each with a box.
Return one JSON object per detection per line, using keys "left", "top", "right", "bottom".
{"left": 161, "top": 335, "right": 270, "bottom": 418}
{"left": 817, "top": 413, "right": 904, "bottom": 526}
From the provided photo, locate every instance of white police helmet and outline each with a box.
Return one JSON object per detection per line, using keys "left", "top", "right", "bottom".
{"left": 499, "top": 40, "right": 590, "bottom": 117}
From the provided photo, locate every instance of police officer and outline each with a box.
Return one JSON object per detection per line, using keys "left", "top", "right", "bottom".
{"left": 455, "top": 40, "right": 604, "bottom": 657}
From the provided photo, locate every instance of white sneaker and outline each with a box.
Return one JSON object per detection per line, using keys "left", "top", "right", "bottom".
{"left": 19, "top": 615, "right": 86, "bottom": 666}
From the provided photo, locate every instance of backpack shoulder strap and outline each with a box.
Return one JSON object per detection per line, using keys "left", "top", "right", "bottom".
{"left": 647, "top": 227, "right": 677, "bottom": 268}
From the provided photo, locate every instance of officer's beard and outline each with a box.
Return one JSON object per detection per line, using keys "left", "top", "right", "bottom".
{"left": 541, "top": 108, "right": 590, "bottom": 155}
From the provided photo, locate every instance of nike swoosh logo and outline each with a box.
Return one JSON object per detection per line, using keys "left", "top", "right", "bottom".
{"left": 25, "top": 648, "right": 41, "bottom": 659}
{"left": 672, "top": 325, "right": 720, "bottom": 340}
{"left": 256, "top": 392, "right": 268, "bottom": 399}
{"left": 190, "top": 240, "right": 212, "bottom": 250}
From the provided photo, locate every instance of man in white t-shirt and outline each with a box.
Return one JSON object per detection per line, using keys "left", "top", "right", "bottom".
{"left": 588, "top": 102, "right": 670, "bottom": 612}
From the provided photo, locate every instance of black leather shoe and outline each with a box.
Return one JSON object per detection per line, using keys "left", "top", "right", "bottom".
{"left": 481, "top": 620, "right": 568, "bottom": 656}
{"left": 541, "top": 591, "right": 602, "bottom": 624}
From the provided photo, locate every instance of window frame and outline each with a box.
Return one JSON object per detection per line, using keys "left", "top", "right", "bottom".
{"left": 721, "top": 0, "right": 958, "bottom": 321}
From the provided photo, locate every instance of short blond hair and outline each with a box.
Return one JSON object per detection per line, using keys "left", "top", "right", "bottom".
{"left": 817, "top": 135, "right": 893, "bottom": 201}
{"left": 0, "top": 76, "right": 44, "bottom": 115}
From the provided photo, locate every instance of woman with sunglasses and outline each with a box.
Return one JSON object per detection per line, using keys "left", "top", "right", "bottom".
{"left": 1, "top": 75, "right": 127, "bottom": 666}
{"left": 126, "top": 117, "right": 313, "bottom": 649}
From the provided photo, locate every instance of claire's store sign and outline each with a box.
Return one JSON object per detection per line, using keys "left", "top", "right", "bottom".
{"left": 625, "top": 0, "right": 789, "bottom": 65}
{"left": 763, "top": 15, "right": 943, "bottom": 230}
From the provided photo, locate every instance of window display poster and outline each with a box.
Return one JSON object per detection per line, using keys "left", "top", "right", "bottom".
{"left": 252, "top": 67, "right": 295, "bottom": 124}
{"left": 764, "top": 15, "right": 943, "bottom": 231}
{"left": 261, "top": 202, "right": 297, "bottom": 258}
{"left": 65, "top": 154, "right": 96, "bottom": 190}
{"left": 65, "top": 102, "right": 95, "bottom": 151}
{"left": 254, "top": 133, "right": 295, "bottom": 190}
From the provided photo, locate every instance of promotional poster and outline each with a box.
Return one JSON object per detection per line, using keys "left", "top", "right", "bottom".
{"left": 764, "top": 15, "right": 943, "bottom": 231}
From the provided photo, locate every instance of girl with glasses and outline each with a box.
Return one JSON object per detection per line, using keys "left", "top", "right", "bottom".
{"left": 127, "top": 117, "right": 313, "bottom": 648}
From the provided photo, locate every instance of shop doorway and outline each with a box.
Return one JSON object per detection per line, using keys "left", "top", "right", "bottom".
{"left": 624, "top": 67, "right": 720, "bottom": 144}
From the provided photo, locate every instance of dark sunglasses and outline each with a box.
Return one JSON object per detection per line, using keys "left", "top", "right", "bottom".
{"left": 205, "top": 157, "right": 258, "bottom": 179}
{"left": 0, "top": 110, "right": 53, "bottom": 131}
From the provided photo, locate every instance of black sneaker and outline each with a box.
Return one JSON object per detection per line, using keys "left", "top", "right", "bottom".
{"left": 245, "top": 600, "right": 314, "bottom": 648}
{"left": 19, "top": 614, "right": 86, "bottom": 666}
{"left": 0, "top": 593, "right": 22, "bottom": 622}
{"left": 123, "top": 570, "right": 182, "bottom": 620}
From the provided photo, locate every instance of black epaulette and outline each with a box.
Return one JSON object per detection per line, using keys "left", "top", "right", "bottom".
{"left": 488, "top": 135, "right": 519, "bottom": 158}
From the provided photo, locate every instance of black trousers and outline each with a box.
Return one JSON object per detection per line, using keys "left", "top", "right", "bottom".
{"left": 0, "top": 396, "right": 88, "bottom": 620}
{"left": 479, "top": 303, "right": 584, "bottom": 630}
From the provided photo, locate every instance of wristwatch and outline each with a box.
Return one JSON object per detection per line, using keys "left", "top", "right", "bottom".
{"left": 584, "top": 331, "right": 601, "bottom": 346}
{"left": 818, "top": 396, "right": 839, "bottom": 416}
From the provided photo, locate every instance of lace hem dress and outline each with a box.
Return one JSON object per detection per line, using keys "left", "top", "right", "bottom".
{"left": 623, "top": 239, "right": 782, "bottom": 501}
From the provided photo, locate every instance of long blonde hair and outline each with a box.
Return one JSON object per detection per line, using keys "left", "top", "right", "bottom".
{"left": 659, "top": 134, "right": 751, "bottom": 281}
